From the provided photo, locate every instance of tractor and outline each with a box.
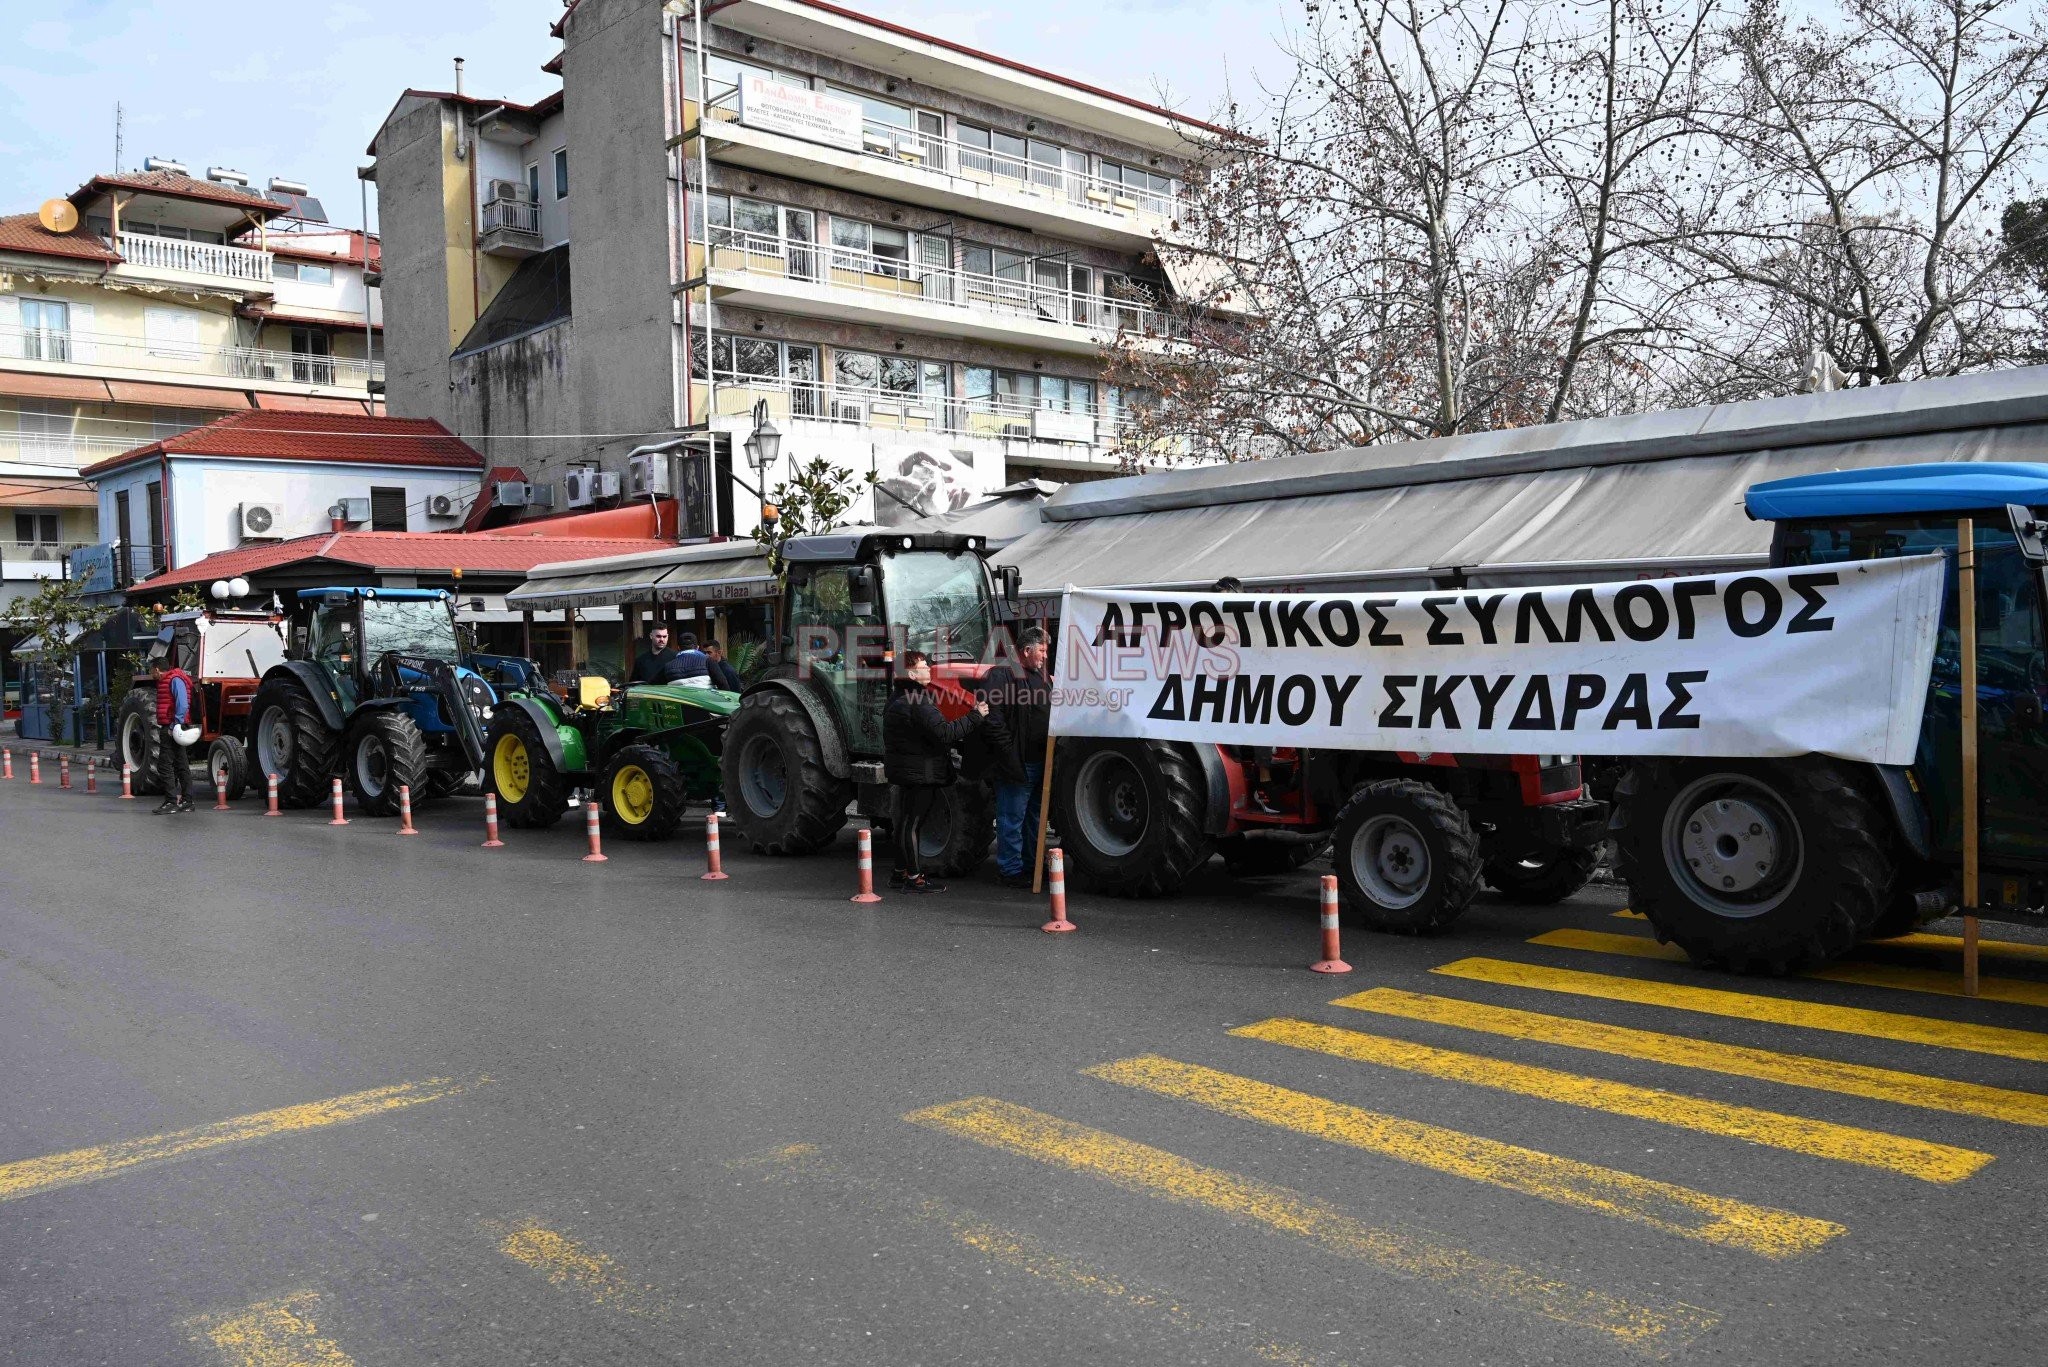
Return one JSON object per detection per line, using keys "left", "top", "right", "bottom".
{"left": 117, "top": 606, "right": 288, "bottom": 800}
{"left": 1612, "top": 461, "right": 2048, "bottom": 973}
{"left": 246, "top": 588, "right": 506, "bottom": 814}
{"left": 485, "top": 675, "right": 738, "bottom": 840}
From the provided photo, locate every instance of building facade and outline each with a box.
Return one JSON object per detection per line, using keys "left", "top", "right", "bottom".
{"left": 370, "top": 0, "right": 1223, "bottom": 537}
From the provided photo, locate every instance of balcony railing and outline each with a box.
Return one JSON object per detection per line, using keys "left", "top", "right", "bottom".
{"left": 0, "top": 433, "right": 171, "bottom": 470}
{"left": 705, "top": 85, "right": 1183, "bottom": 226}
{"left": 705, "top": 227, "right": 1172, "bottom": 341}
{"left": 116, "top": 231, "right": 274, "bottom": 282}
{"left": 0, "top": 541, "right": 93, "bottom": 582}
{"left": 482, "top": 197, "right": 540, "bottom": 235}
{"left": 0, "top": 324, "right": 382, "bottom": 390}
{"left": 695, "top": 368, "right": 1141, "bottom": 446}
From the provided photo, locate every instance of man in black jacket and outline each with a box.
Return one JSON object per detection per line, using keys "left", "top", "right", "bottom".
{"left": 977, "top": 626, "right": 1051, "bottom": 887}
{"left": 630, "top": 626, "right": 679, "bottom": 684}
{"left": 883, "top": 650, "right": 988, "bottom": 893}
{"left": 703, "top": 640, "right": 744, "bottom": 692}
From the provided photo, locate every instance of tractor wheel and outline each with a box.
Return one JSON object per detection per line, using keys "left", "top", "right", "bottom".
{"left": 1331, "top": 779, "right": 1483, "bottom": 935}
{"left": 600, "top": 744, "right": 687, "bottom": 842}
{"left": 906, "top": 781, "right": 996, "bottom": 879}
{"left": 1051, "top": 738, "right": 1212, "bottom": 898}
{"left": 249, "top": 678, "right": 340, "bottom": 809}
{"left": 720, "top": 690, "right": 851, "bottom": 856}
{"left": 1612, "top": 757, "right": 1895, "bottom": 974}
{"left": 487, "top": 708, "right": 569, "bottom": 828}
{"left": 423, "top": 769, "right": 471, "bottom": 801}
{"left": 346, "top": 711, "right": 431, "bottom": 817}
{"left": 1484, "top": 848, "right": 1599, "bottom": 904}
{"left": 115, "top": 688, "right": 163, "bottom": 796}
{"left": 207, "top": 736, "right": 250, "bottom": 803}
{"left": 1218, "top": 834, "right": 1328, "bottom": 877}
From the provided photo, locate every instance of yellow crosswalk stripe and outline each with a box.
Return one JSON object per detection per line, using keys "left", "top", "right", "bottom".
{"left": 1083, "top": 1055, "right": 1843, "bottom": 1258}
{"left": 1621, "top": 909, "right": 2048, "bottom": 968}
{"left": 185, "top": 1291, "right": 356, "bottom": 1367}
{"left": 905, "top": 1096, "right": 1720, "bottom": 1354}
{"left": 1335, "top": 987, "right": 2048, "bottom": 1128}
{"left": 1433, "top": 958, "right": 2048, "bottom": 1063}
{"left": 1531, "top": 928, "right": 2048, "bottom": 1009}
{"left": 1232, "top": 1017, "right": 1990, "bottom": 1182}
{"left": 485, "top": 1219, "right": 670, "bottom": 1318}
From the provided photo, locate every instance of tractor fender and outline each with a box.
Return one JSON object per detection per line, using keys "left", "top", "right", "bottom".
{"left": 745, "top": 678, "right": 851, "bottom": 780}
{"left": 1873, "top": 763, "right": 1934, "bottom": 861}
{"left": 1189, "top": 743, "right": 1233, "bottom": 837}
{"left": 263, "top": 661, "right": 348, "bottom": 733}
{"left": 502, "top": 695, "right": 585, "bottom": 773}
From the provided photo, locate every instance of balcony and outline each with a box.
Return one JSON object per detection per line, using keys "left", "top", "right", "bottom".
{"left": 699, "top": 85, "right": 1184, "bottom": 249}
{"left": 480, "top": 197, "right": 544, "bottom": 259}
{"left": 700, "top": 227, "right": 1172, "bottom": 357}
{"left": 0, "top": 541, "right": 91, "bottom": 582}
{"left": 116, "top": 231, "right": 273, "bottom": 284}
{"left": 0, "top": 324, "right": 383, "bottom": 395}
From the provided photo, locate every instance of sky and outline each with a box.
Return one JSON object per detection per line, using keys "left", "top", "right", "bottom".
{"left": 0, "top": 0, "right": 1293, "bottom": 232}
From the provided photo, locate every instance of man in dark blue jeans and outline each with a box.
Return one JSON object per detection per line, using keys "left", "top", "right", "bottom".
{"left": 978, "top": 627, "right": 1051, "bottom": 888}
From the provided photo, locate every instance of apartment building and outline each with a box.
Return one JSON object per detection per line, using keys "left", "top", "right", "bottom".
{"left": 0, "top": 164, "right": 383, "bottom": 593}
{"left": 370, "top": 0, "right": 1225, "bottom": 537}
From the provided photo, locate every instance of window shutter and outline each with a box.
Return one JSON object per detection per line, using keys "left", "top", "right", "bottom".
{"left": 67, "top": 302, "right": 95, "bottom": 363}
{"left": 369, "top": 486, "right": 407, "bottom": 532}
{"left": 0, "top": 296, "right": 19, "bottom": 360}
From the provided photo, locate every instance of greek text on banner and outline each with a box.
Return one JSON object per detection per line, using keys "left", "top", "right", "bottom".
{"left": 1047, "top": 556, "right": 1944, "bottom": 764}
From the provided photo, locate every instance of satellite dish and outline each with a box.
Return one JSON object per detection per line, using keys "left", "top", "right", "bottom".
{"left": 38, "top": 199, "right": 79, "bottom": 234}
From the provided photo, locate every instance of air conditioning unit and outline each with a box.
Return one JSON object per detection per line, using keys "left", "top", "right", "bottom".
{"left": 593, "top": 471, "right": 621, "bottom": 500}
{"left": 239, "top": 502, "right": 283, "bottom": 541}
{"left": 627, "top": 453, "right": 671, "bottom": 498}
{"left": 831, "top": 398, "right": 866, "bottom": 423}
{"left": 337, "top": 497, "right": 371, "bottom": 524}
{"left": 490, "top": 480, "right": 531, "bottom": 508}
{"left": 562, "top": 468, "right": 599, "bottom": 508}
{"left": 426, "top": 493, "right": 460, "bottom": 520}
{"left": 487, "top": 178, "right": 526, "bottom": 203}
{"left": 527, "top": 482, "right": 556, "bottom": 509}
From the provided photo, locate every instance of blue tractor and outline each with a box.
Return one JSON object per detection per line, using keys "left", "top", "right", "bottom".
{"left": 246, "top": 587, "right": 525, "bottom": 814}
{"left": 1612, "top": 463, "right": 2048, "bottom": 972}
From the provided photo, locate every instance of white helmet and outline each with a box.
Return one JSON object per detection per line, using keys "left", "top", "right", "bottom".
{"left": 170, "top": 724, "right": 202, "bottom": 747}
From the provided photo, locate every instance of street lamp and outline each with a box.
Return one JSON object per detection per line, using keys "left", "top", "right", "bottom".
{"left": 742, "top": 398, "right": 781, "bottom": 475}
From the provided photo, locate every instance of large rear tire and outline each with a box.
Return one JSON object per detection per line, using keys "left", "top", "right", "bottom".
{"left": 1331, "top": 779, "right": 1483, "bottom": 935}
{"left": 249, "top": 678, "right": 340, "bottom": 808}
{"left": 1484, "top": 848, "right": 1598, "bottom": 904}
{"left": 487, "top": 708, "right": 569, "bottom": 828}
{"left": 911, "top": 781, "right": 996, "bottom": 878}
{"left": 600, "top": 744, "right": 687, "bottom": 842}
{"left": 346, "top": 711, "right": 431, "bottom": 817}
{"left": 1612, "top": 757, "right": 1895, "bottom": 974}
{"left": 1051, "top": 738, "right": 1212, "bottom": 897}
{"left": 116, "top": 689, "right": 163, "bottom": 796}
{"left": 207, "top": 736, "right": 250, "bottom": 803}
{"left": 720, "top": 689, "right": 851, "bottom": 856}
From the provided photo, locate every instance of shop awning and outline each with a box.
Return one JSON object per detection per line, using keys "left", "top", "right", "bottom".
{"left": 506, "top": 541, "right": 776, "bottom": 612}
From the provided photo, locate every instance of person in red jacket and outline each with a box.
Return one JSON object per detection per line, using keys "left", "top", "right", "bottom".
{"left": 151, "top": 636, "right": 196, "bottom": 814}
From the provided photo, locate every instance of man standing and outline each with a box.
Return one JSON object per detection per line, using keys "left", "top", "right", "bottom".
{"left": 978, "top": 626, "right": 1051, "bottom": 888}
{"left": 703, "top": 639, "right": 744, "bottom": 692}
{"left": 630, "top": 626, "right": 679, "bottom": 684}
{"left": 152, "top": 640, "right": 196, "bottom": 815}
{"left": 663, "top": 632, "right": 713, "bottom": 686}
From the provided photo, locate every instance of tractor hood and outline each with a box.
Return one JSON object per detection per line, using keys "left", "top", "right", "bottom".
{"left": 620, "top": 682, "right": 741, "bottom": 717}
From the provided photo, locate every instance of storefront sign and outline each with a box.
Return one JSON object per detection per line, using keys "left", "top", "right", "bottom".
{"left": 68, "top": 544, "right": 116, "bottom": 595}
{"left": 738, "top": 74, "right": 864, "bottom": 153}
{"left": 1049, "top": 556, "right": 1945, "bottom": 763}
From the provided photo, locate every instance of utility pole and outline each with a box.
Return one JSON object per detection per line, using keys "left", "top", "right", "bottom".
{"left": 114, "top": 102, "right": 123, "bottom": 172}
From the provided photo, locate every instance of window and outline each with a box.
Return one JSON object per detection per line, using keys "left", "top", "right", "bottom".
{"left": 731, "top": 196, "right": 778, "bottom": 239}
{"left": 733, "top": 338, "right": 781, "bottom": 378}
{"left": 14, "top": 513, "right": 58, "bottom": 547}
{"left": 526, "top": 162, "right": 541, "bottom": 206}
{"left": 830, "top": 217, "right": 870, "bottom": 270}
{"left": 144, "top": 480, "right": 164, "bottom": 572}
{"left": 17, "top": 398, "right": 76, "bottom": 459}
{"left": 828, "top": 84, "right": 911, "bottom": 130}
{"left": 369, "top": 487, "right": 407, "bottom": 532}
{"left": 708, "top": 53, "right": 807, "bottom": 96}
{"left": 114, "top": 490, "right": 133, "bottom": 582}
{"left": 297, "top": 263, "right": 332, "bottom": 286}
{"left": 272, "top": 260, "right": 299, "bottom": 281}
{"left": 834, "top": 350, "right": 879, "bottom": 391}
{"left": 879, "top": 355, "right": 919, "bottom": 394}
{"left": 553, "top": 147, "right": 568, "bottom": 199}
{"left": 20, "top": 298, "right": 69, "bottom": 361}
{"left": 144, "top": 306, "right": 203, "bottom": 360}
{"left": 870, "top": 225, "right": 909, "bottom": 278}
{"left": 289, "top": 327, "right": 333, "bottom": 385}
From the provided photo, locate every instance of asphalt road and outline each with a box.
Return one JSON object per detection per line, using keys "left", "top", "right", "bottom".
{"left": 3, "top": 764, "right": 2045, "bottom": 1366}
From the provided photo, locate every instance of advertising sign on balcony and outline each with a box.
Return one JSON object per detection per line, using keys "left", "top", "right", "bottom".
{"left": 738, "top": 74, "right": 864, "bottom": 153}
{"left": 68, "top": 544, "right": 116, "bottom": 595}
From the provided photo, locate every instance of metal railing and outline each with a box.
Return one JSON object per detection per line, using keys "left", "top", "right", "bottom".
{"left": 0, "top": 324, "right": 382, "bottom": 390}
{"left": 482, "top": 197, "right": 540, "bottom": 235}
{"left": 704, "top": 85, "right": 1183, "bottom": 225}
{"left": 0, "top": 433, "right": 164, "bottom": 469}
{"left": 695, "top": 368, "right": 1139, "bottom": 444}
{"left": 0, "top": 540, "right": 89, "bottom": 562}
{"left": 705, "top": 226, "right": 1172, "bottom": 340}
{"left": 117, "top": 231, "right": 273, "bottom": 282}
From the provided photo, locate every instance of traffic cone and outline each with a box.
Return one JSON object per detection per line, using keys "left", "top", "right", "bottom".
{"left": 2, "top": 748, "right": 12, "bottom": 780}
{"left": 30, "top": 752, "right": 41, "bottom": 785}
{"left": 701, "top": 810, "right": 729, "bottom": 880}
{"left": 120, "top": 762, "right": 135, "bottom": 800}
{"left": 582, "top": 802, "right": 608, "bottom": 862}
{"left": 265, "top": 773, "right": 282, "bottom": 816}
{"left": 1041, "top": 848, "right": 1076, "bottom": 933}
{"left": 328, "top": 777, "right": 349, "bottom": 825}
{"left": 396, "top": 784, "right": 418, "bottom": 835}
{"left": 852, "top": 827, "right": 882, "bottom": 903}
{"left": 1310, "top": 875, "right": 1352, "bottom": 974}
{"left": 59, "top": 754, "right": 72, "bottom": 789}
{"left": 85, "top": 759, "right": 98, "bottom": 795}
{"left": 482, "top": 792, "right": 505, "bottom": 847}
{"left": 213, "top": 771, "right": 229, "bottom": 811}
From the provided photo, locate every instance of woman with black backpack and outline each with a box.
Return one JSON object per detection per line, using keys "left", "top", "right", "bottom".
{"left": 883, "top": 650, "right": 988, "bottom": 893}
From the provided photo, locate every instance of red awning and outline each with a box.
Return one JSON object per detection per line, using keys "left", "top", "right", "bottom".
{"left": 104, "top": 381, "right": 251, "bottom": 409}
{"left": 0, "top": 371, "right": 115, "bottom": 402}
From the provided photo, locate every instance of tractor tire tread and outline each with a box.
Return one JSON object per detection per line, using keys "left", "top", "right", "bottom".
{"left": 250, "top": 678, "right": 341, "bottom": 809}
{"left": 721, "top": 690, "right": 851, "bottom": 857}
{"left": 600, "top": 743, "right": 689, "bottom": 842}
{"left": 487, "top": 706, "right": 570, "bottom": 828}
{"left": 346, "top": 711, "right": 431, "bottom": 817}
{"left": 1332, "top": 779, "right": 1483, "bottom": 935}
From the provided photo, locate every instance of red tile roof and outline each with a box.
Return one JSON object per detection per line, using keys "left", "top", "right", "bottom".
{"left": 80, "top": 410, "right": 483, "bottom": 477}
{"left": 134, "top": 529, "right": 672, "bottom": 594}
{"left": 0, "top": 212, "right": 120, "bottom": 264}
{"left": 261, "top": 232, "right": 381, "bottom": 269}
{"left": 69, "top": 170, "right": 284, "bottom": 216}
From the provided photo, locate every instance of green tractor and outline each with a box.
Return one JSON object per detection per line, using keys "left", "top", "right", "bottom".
{"left": 1613, "top": 462, "right": 2048, "bottom": 972}
{"left": 485, "top": 675, "right": 737, "bottom": 841}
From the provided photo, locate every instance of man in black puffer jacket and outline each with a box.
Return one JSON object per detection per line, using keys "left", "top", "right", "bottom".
{"left": 883, "top": 650, "right": 988, "bottom": 893}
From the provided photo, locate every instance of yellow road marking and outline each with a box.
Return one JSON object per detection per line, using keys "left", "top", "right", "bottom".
{"left": 1083, "top": 1056, "right": 1842, "bottom": 1258}
{"left": 1876, "top": 932, "right": 2048, "bottom": 966}
{"left": 487, "top": 1219, "right": 668, "bottom": 1318}
{"left": 1532, "top": 928, "right": 2048, "bottom": 1009}
{"left": 186, "top": 1291, "right": 355, "bottom": 1367}
{"left": 1434, "top": 958, "right": 2048, "bottom": 1063}
{"left": 1336, "top": 988, "right": 2048, "bottom": 1128}
{"left": 906, "top": 1098, "right": 1718, "bottom": 1353}
{"left": 0, "top": 1078, "right": 475, "bottom": 1204}
{"left": 1614, "top": 909, "right": 1647, "bottom": 919}
{"left": 1233, "top": 1017, "right": 1989, "bottom": 1182}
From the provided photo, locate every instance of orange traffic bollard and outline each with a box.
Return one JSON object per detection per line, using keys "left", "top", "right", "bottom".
{"left": 582, "top": 802, "right": 608, "bottom": 862}
{"left": 85, "top": 759, "right": 98, "bottom": 795}
{"left": 2, "top": 748, "right": 12, "bottom": 780}
{"left": 213, "top": 771, "right": 229, "bottom": 810}
{"left": 701, "top": 810, "right": 729, "bottom": 880}
{"left": 396, "top": 784, "right": 418, "bottom": 835}
{"left": 120, "top": 761, "right": 135, "bottom": 800}
{"left": 59, "top": 754, "right": 72, "bottom": 789}
{"left": 30, "top": 752, "right": 41, "bottom": 785}
{"left": 1042, "top": 848, "right": 1076, "bottom": 933}
{"left": 1310, "top": 875, "right": 1352, "bottom": 974}
{"left": 265, "top": 773, "right": 282, "bottom": 816}
{"left": 852, "top": 827, "right": 882, "bottom": 903}
{"left": 482, "top": 791, "right": 505, "bottom": 847}
{"left": 329, "top": 777, "right": 350, "bottom": 825}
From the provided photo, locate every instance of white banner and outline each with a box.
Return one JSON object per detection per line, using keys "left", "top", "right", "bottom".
{"left": 1049, "top": 557, "right": 1946, "bottom": 763}
{"left": 738, "top": 74, "right": 865, "bottom": 152}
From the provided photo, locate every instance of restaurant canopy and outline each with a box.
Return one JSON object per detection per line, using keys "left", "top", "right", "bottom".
{"left": 506, "top": 540, "right": 776, "bottom": 612}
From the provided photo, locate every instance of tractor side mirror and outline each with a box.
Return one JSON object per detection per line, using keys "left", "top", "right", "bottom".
{"left": 995, "top": 564, "right": 1022, "bottom": 605}
{"left": 2007, "top": 504, "right": 2046, "bottom": 564}
{"left": 848, "top": 565, "right": 878, "bottom": 620}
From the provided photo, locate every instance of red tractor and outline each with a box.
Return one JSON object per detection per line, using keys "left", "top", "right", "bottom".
{"left": 117, "top": 607, "right": 288, "bottom": 799}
